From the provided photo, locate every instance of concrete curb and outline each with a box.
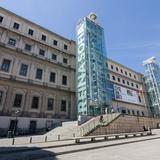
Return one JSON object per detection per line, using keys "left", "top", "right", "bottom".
{"left": 0, "top": 134, "right": 158, "bottom": 155}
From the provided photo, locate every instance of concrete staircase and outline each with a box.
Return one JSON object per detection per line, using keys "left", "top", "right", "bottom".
{"left": 88, "top": 114, "right": 160, "bottom": 136}
{"left": 45, "top": 113, "right": 121, "bottom": 139}
{"left": 45, "top": 121, "right": 81, "bottom": 139}
{"left": 80, "top": 113, "right": 121, "bottom": 136}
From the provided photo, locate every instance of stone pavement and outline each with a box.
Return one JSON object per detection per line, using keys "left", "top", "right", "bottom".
{"left": 0, "top": 134, "right": 73, "bottom": 147}
{"left": 56, "top": 136, "right": 160, "bottom": 160}
{"left": 0, "top": 129, "right": 160, "bottom": 160}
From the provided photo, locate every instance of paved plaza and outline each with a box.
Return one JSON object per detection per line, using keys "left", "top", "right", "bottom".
{"left": 56, "top": 137, "right": 160, "bottom": 160}
{"left": 0, "top": 129, "right": 160, "bottom": 160}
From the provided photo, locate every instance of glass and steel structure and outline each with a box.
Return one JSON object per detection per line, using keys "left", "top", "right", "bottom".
{"left": 76, "top": 13, "right": 112, "bottom": 117}
{"left": 143, "top": 57, "right": 160, "bottom": 116}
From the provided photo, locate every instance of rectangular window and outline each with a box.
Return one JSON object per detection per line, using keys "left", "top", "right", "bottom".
{"left": 117, "top": 77, "right": 120, "bottom": 82}
{"left": 41, "top": 34, "right": 46, "bottom": 41}
{"left": 13, "top": 22, "right": 20, "bottom": 29}
{"left": 116, "top": 67, "right": 119, "bottom": 72}
{"left": 39, "top": 49, "right": 45, "bottom": 56}
{"left": 127, "top": 81, "right": 130, "bottom": 86}
{"left": 1, "top": 59, "right": 11, "bottom": 72}
{"left": 111, "top": 65, "right": 114, "bottom": 69}
{"left": 64, "top": 44, "right": 68, "bottom": 50}
{"left": 25, "top": 44, "right": 32, "bottom": 51}
{"left": 31, "top": 96, "right": 39, "bottom": 109}
{"left": 28, "top": 29, "right": 34, "bottom": 35}
{"left": 131, "top": 83, "right": 134, "bottom": 87}
{"left": 52, "top": 53, "right": 57, "bottom": 60}
{"left": 53, "top": 40, "right": 58, "bottom": 46}
{"left": 0, "top": 91, "right": 3, "bottom": 105}
{"left": 134, "top": 75, "right": 137, "bottom": 79}
{"left": 36, "top": 68, "right": 43, "bottom": 80}
{"left": 8, "top": 38, "right": 16, "bottom": 46}
{"left": 136, "top": 84, "right": 139, "bottom": 88}
{"left": 112, "top": 76, "right": 115, "bottom": 81}
{"left": 138, "top": 96, "right": 141, "bottom": 103}
{"left": 50, "top": 72, "right": 56, "bottom": 83}
{"left": 0, "top": 16, "right": 3, "bottom": 23}
{"left": 122, "top": 80, "right": 125, "bottom": 84}
{"left": 125, "top": 71, "right": 128, "bottom": 75}
{"left": 121, "top": 69, "right": 123, "bottom": 73}
{"left": 13, "top": 94, "right": 22, "bottom": 107}
{"left": 129, "top": 73, "right": 132, "bottom": 77}
{"left": 62, "top": 75, "right": 67, "bottom": 85}
{"left": 19, "top": 64, "right": 28, "bottom": 76}
{"left": 47, "top": 98, "right": 54, "bottom": 111}
{"left": 61, "top": 100, "right": 66, "bottom": 112}
{"left": 63, "top": 58, "right": 68, "bottom": 64}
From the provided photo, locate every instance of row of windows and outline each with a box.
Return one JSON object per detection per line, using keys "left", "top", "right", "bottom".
{"left": 110, "top": 74, "right": 139, "bottom": 89}
{"left": 0, "top": 15, "right": 68, "bottom": 50}
{"left": 0, "top": 91, "right": 67, "bottom": 112}
{"left": 7, "top": 38, "right": 68, "bottom": 64}
{"left": 109, "top": 64, "right": 137, "bottom": 80}
{"left": 0, "top": 58, "right": 68, "bottom": 85}
{"left": 118, "top": 108, "right": 145, "bottom": 116}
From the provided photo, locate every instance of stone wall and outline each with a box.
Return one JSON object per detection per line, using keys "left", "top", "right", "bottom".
{"left": 89, "top": 115, "right": 160, "bottom": 136}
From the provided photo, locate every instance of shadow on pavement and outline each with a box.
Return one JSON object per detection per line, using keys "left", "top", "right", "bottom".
{"left": 0, "top": 146, "right": 58, "bottom": 160}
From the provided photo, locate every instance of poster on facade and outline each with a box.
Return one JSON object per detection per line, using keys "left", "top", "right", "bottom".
{"left": 114, "top": 84, "right": 140, "bottom": 104}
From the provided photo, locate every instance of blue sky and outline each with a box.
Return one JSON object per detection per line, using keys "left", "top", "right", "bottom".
{"left": 0, "top": 0, "right": 160, "bottom": 73}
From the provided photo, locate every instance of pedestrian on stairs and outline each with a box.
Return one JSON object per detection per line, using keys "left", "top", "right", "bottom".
{"left": 100, "top": 115, "right": 104, "bottom": 123}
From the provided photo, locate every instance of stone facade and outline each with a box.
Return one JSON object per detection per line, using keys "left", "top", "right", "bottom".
{"left": 0, "top": 7, "right": 151, "bottom": 136}
{"left": 107, "top": 58, "right": 149, "bottom": 116}
{"left": 0, "top": 7, "right": 76, "bottom": 135}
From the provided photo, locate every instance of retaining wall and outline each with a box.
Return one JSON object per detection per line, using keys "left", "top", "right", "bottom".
{"left": 89, "top": 115, "right": 160, "bottom": 136}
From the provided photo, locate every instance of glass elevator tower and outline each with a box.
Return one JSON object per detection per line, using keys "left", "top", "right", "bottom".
{"left": 76, "top": 13, "right": 112, "bottom": 117}
{"left": 143, "top": 57, "right": 160, "bottom": 116}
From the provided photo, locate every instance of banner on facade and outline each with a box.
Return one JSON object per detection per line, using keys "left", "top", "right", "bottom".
{"left": 114, "top": 84, "right": 141, "bottom": 104}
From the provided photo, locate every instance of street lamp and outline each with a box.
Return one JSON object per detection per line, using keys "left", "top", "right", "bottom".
{"left": 13, "top": 109, "right": 20, "bottom": 137}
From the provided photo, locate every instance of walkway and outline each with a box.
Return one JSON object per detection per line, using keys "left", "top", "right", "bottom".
{"left": 0, "top": 129, "right": 160, "bottom": 159}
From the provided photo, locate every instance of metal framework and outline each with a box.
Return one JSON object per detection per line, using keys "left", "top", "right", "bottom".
{"left": 76, "top": 14, "right": 112, "bottom": 117}
{"left": 143, "top": 57, "right": 160, "bottom": 116}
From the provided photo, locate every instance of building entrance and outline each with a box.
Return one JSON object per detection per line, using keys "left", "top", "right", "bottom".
{"left": 29, "top": 121, "right": 37, "bottom": 134}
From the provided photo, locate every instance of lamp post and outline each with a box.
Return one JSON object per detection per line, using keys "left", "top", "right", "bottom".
{"left": 13, "top": 109, "right": 20, "bottom": 137}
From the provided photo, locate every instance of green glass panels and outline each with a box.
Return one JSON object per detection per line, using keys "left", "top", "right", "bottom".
{"left": 143, "top": 58, "right": 160, "bottom": 116}
{"left": 76, "top": 17, "right": 111, "bottom": 116}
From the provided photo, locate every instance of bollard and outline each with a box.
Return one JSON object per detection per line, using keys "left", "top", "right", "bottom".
{"left": 75, "top": 138, "right": 80, "bottom": 143}
{"left": 58, "top": 135, "right": 60, "bottom": 141}
{"left": 125, "top": 134, "right": 128, "bottom": 138}
{"left": 30, "top": 137, "right": 32, "bottom": 143}
{"left": 73, "top": 133, "right": 75, "bottom": 138}
{"left": 12, "top": 138, "right": 15, "bottom": 145}
{"left": 104, "top": 136, "right": 108, "bottom": 140}
{"left": 45, "top": 136, "right": 47, "bottom": 142}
